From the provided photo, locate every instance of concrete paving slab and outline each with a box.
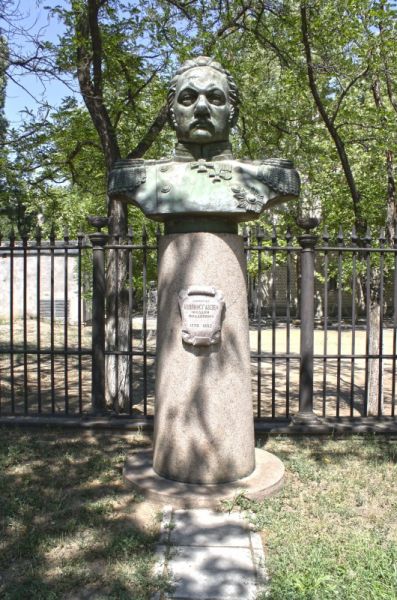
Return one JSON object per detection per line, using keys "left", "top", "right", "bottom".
{"left": 167, "top": 546, "right": 256, "bottom": 599}
{"left": 250, "top": 531, "right": 268, "bottom": 588}
{"left": 170, "top": 509, "right": 250, "bottom": 547}
{"left": 152, "top": 507, "right": 267, "bottom": 600}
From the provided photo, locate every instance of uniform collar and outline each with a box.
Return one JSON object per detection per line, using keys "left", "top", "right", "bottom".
{"left": 174, "top": 140, "right": 234, "bottom": 162}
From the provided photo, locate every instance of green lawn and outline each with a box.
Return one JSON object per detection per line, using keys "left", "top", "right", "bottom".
{"left": 0, "top": 429, "right": 396, "bottom": 599}
{"left": 238, "top": 435, "right": 397, "bottom": 600}
{"left": 0, "top": 427, "right": 169, "bottom": 600}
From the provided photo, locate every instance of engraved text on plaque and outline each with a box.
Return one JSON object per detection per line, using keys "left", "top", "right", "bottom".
{"left": 178, "top": 285, "right": 224, "bottom": 346}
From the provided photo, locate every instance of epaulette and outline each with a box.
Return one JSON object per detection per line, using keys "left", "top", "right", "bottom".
{"left": 257, "top": 159, "right": 300, "bottom": 196}
{"left": 108, "top": 159, "right": 147, "bottom": 196}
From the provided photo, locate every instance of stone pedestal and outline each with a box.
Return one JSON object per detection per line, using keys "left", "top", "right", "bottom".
{"left": 153, "top": 233, "right": 255, "bottom": 484}
{"left": 124, "top": 448, "right": 284, "bottom": 508}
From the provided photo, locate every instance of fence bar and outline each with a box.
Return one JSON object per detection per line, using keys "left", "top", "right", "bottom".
{"left": 392, "top": 228, "right": 397, "bottom": 417}
{"left": 350, "top": 228, "right": 358, "bottom": 417}
{"left": 128, "top": 227, "right": 134, "bottom": 415}
{"left": 378, "top": 230, "right": 386, "bottom": 416}
{"left": 77, "top": 233, "right": 83, "bottom": 413}
{"left": 22, "top": 233, "right": 28, "bottom": 414}
{"left": 295, "top": 232, "right": 319, "bottom": 423}
{"left": 36, "top": 228, "right": 42, "bottom": 413}
{"left": 64, "top": 229, "right": 69, "bottom": 413}
{"left": 271, "top": 226, "right": 277, "bottom": 418}
{"left": 142, "top": 226, "right": 148, "bottom": 416}
{"left": 0, "top": 235, "right": 1, "bottom": 410}
{"left": 50, "top": 227, "right": 55, "bottom": 413}
{"left": 90, "top": 230, "right": 107, "bottom": 413}
{"left": 114, "top": 233, "right": 120, "bottom": 406}
{"left": 243, "top": 226, "right": 249, "bottom": 291}
{"left": 285, "top": 229, "right": 292, "bottom": 417}
{"left": 364, "top": 229, "right": 371, "bottom": 417}
{"left": 256, "top": 227, "right": 264, "bottom": 417}
{"left": 0, "top": 348, "right": 92, "bottom": 356}
{"left": 336, "top": 228, "right": 344, "bottom": 418}
{"left": 155, "top": 224, "right": 161, "bottom": 416}
{"left": 0, "top": 297, "right": 1, "bottom": 410}
{"left": 322, "top": 228, "right": 329, "bottom": 417}
{"left": 9, "top": 229, "right": 15, "bottom": 413}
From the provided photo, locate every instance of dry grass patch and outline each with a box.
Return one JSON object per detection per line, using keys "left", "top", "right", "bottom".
{"left": 0, "top": 428, "right": 170, "bottom": 599}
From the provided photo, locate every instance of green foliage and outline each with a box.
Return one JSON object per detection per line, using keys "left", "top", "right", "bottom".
{"left": 2, "top": 0, "right": 397, "bottom": 240}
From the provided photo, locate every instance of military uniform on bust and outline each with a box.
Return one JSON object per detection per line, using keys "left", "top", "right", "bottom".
{"left": 108, "top": 56, "right": 299, "bottom": 234}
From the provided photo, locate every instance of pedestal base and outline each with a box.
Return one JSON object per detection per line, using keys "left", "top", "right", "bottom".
{"left": 154, "top": 233, "right": 255, "bottom": 484}
{"left": 123, "top": 448, "right": 284, "bottom": 508}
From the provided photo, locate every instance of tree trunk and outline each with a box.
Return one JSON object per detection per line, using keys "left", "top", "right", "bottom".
{"left": 367, "top": 292, "right": 383, "bottom": 416}
{"left": 386, "top": 150, "right": 396, "bottom": 242}
{"left": 75, "top": 3, "right": 131, "bottom": 412}
{"left": 105, "top": 201, "right": 130, "bottom": 412}
{"left": 74, "top": 2, "right": 168, "bottom": 412}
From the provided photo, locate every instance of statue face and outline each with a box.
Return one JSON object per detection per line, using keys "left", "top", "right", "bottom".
{"left": 172, "top": 67, "right": 231, "bottom": 144}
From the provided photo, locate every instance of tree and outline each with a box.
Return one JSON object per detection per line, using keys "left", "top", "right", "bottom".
{"left": 188, "top": 0, "right": 396, "bottom": 415}
{"left": 3, "top": 0, "right": 396, "bottom": 414}
{"left": 46, "top": 0, "right": 200, "bottom": 410}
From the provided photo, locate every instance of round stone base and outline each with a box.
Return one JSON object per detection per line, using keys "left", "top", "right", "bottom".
{"left": 123, "top": 448, "right": 284, "bottom": 508}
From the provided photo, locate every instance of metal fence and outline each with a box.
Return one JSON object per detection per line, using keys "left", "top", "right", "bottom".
{"left": 0, "top": 224, "right": 396, "bottom": 432}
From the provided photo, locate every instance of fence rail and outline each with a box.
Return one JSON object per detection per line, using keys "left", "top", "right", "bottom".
{"left": 0, "top": 224, "right": 396, "bottom": 432}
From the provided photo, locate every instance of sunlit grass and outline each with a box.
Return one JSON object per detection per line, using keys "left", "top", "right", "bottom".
{"left": 2, "top": 429, "right": 397, "bottom": 599}
{"left": 0, "top": 427, "right": 170, "bottom": 599}
{"left": 227, "top": 436, "right": 397, "bottom": 600}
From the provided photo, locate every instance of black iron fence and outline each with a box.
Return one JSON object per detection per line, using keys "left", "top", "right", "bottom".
{"left": 0, "top": 224, "right": 396, "bottom": 431}
{"left": 0, "top": 231, "right": 91, "bottom": 416}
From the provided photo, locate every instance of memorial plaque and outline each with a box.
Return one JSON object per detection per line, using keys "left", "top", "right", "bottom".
{"left": 178, "top": 285, "right": 224, "bottom": 346}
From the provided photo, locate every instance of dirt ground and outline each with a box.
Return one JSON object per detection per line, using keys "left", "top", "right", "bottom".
{"left": 0, "top": 317, "right": 395, "bottom": 418}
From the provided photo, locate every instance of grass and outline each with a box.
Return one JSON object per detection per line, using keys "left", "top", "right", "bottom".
{"left": 0, "top": 427, "right": 170, "bottom": 600}
{"left": 224, "top": 435, "right": 397, "bottom": 600}
{"left": 1, "top": 430, "right": 397, "bottom": 599}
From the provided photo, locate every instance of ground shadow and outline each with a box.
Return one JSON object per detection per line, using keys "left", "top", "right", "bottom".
{"left": 0, "top": 427, "right": 170, "bottom": 599}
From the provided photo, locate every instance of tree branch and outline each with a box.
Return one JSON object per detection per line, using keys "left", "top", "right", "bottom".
{"left": 300, "top": 3, "right": 364, "bottom": 231}
{"left": 114, "top": 63, "right": 163, "bottom": 121}
{"left": 331, "top": 65, "right": 370, "bottom": 124}
{"left": 127, "top": 104, "right": 168, "bottom": 158}
{"left": 75, "top": 5, "right": 120, "bottom": 170}
{"left": 87, "top": 0, "right": 103, "bottom": 96}
{"left": 67, "top": 139, "right": 102, "bottom": 162}
{"left": 237, "top": 115, "right": 254, "bottom": 159}
{"left": 377, "top": 6, "right": 397, "bottom": 115}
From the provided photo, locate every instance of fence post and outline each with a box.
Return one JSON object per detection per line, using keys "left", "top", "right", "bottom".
{"left": 294, "top": 226, "right": 321, "bottom": 424}
{"left": 88, "top": 217, "right": 109, "bottom": 414}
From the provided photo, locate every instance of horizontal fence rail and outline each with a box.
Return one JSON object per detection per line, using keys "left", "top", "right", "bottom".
{"left": 0, "top": 224, "right": 396, "bottom": 432}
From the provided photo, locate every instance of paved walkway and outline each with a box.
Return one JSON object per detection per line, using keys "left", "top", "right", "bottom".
{"left": 154, "top": 507, "right": 267, "bottom": 600}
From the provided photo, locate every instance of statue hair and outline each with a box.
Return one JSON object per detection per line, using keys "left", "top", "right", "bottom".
{"left": 167, "top": 56, "right": 240, "bottom": 129}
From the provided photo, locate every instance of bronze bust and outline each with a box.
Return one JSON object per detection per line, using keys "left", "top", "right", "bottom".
{"left": 108, "top": 56, "right": 300, "bottom": 234}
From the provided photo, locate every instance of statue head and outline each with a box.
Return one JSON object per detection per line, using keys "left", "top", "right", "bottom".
{"left": 167, "top": 56, "right": 239, "bottom": 145}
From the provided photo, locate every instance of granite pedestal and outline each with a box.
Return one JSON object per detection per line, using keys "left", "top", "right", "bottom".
{"left": 124, "top": 232, "right": 284, "bottom": 504}
{"left": 153, "top": 232, "right": 255, "bottom": 484}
